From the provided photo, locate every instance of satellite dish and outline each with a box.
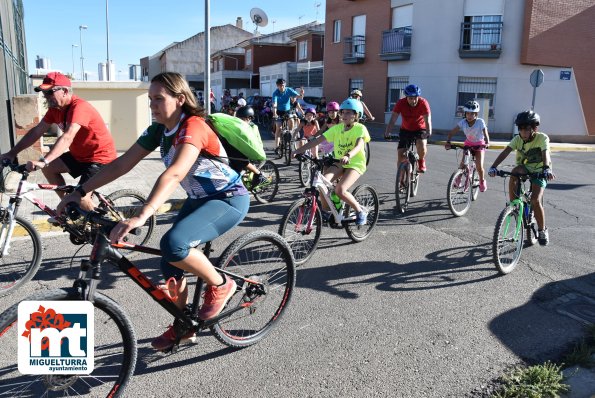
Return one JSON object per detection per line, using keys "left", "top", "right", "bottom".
{"left": 250, "top": 7, "right": 269, "bottom": 30}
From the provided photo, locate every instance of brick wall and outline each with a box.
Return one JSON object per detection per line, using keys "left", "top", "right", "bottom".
{"left": 521, "top": 0, "right": 595, "bottom": 134}
{"left": 324, "top": 0, "right": 390, "bottom": 119}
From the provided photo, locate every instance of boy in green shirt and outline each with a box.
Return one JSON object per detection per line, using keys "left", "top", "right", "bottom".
{"left": 488, "top": 110, "right": 555, "bottom": 245}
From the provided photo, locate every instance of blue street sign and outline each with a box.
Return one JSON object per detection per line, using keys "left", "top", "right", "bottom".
{"left": 560, "top": 71, "right": 572, "bottom": 80}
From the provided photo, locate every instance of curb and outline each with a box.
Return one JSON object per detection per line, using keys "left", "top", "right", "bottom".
{"left": 430, "top": 140, "right": 595, "bottom": 152}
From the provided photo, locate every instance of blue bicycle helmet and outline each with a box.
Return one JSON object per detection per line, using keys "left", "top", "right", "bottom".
{"left": 404, "top": 84, "right": 421, "bottom": 97}
{"left": 340, "top": 98, "right": 363, "bottom": 118}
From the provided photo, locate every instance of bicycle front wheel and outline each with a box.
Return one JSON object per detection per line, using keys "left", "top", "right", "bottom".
{"left": 395, "top": 163, "right": 410, "bottom": 214}
{"left": 344, "top": 184, "right": 379, "bottom": 242}
{"left": 471, "top": 168, "right": 480, "bottom": 201}
{"left": 365, "top": 141, "right": 371, "bottom": 166}
{"left": 211, "top": 230, "right": 295, "bottom": 348}
{"left": 104, "top": 189, "right": 156, "bottom": 253}
{"left": 410, "top": 162, "right": 420, "bottom": 197}
{"left": 278, "top": 198, "right": 322, "bottom": 266}
{"left": 493, "top": 205, "right": 524, "bottom": 275}
{"left": 253, "top": 160, "right": 280, "bottom": 204}
{"left": 0, "top": 288, "right": 137, "bottom": 397}
{"left": 0, "top": 214, "right": 42, "bottom": 297}
{"left": 447, "top": 169, "right": 472, "bottom": 217}
{"left": 298, "top": 157, "right": 312, "bottom": 187}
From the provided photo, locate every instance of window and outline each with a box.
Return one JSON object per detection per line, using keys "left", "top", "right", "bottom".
{"left": 456, "top": 77, "right": 497, "bottom": 118}
{"left": 387, "top": 77, "right": 409, "bottom": 111}
{"left": 392, "top": 4, "right": 413, "bottom": 28}
{"left": 333, "top": 20, "right": 341, "bottom": 43}
{"left": 298, "top": 41, "right": 308, "bottom": 60}
{"left": 246, "top": 49, "right": 252, "bottom": 65}
{"left": 462, "top": 15, "right": 502, "bottom": 50}
{"left": 349, "top": 78, "right": 364, "bottom": 95}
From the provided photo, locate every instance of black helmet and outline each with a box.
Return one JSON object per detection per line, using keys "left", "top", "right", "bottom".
{"left": 235, "top": 105, "right": 254, "bottom": 119}
{"left": 276, "top": 78, "right": 286, "bottom": 85}
{"left": 515, "top": 110, "right": 540, "bottom": 127}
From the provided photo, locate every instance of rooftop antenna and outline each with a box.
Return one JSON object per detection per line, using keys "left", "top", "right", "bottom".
{"left": 298, "top": 15, "right": 305, "bottom": 25}
{"left": 314, "top": 2, "right": 321, "bottom": 22}
{"left": 272, "top": 20, "right": 276, "bottom": 33}
{"left": 250, "top": 7, "right": 268, "bottom": 35}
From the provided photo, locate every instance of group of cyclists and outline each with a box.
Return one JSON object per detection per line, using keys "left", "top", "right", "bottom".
{"left": 1, "top": 70, "right": 555, "bottom": 353}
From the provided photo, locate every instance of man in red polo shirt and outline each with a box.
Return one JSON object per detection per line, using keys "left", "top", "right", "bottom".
{"left": 384, "top": 84, "right": 432, "bottom": 172}
{"left": 0, "top": 72, "right": 117, "bottom": 210}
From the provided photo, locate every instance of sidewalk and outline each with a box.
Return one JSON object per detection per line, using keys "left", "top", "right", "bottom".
{"left": 364, "top": 122, "right": 595, "bottom": 152}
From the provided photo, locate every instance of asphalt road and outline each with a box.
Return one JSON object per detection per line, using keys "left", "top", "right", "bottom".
{"left": 1, "top": 139, "right": 594, "bottom": 397}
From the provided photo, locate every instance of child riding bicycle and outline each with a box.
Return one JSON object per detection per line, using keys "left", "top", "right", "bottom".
{"left": 297, "top": 107, "right": 321, "bottom": 158}
{"left": 292, "top": 98, "right": 371, "bottom": 226}
{"left": 317, "top": 101, "right": 341, "bottom": 155}
{"left": 488, "top": 110, "right": 555, "bottom": 246}
{"left": 445, "top": 100, "right": 491, "bottom": 192}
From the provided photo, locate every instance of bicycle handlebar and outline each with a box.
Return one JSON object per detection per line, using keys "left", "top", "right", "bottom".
{"left": 1, "top": 159, "right": 27, "bottom": 174}
{"left": 384, "top": 134, "right": 400, "bottom": 141}
{"left": 495, "top": 170, "right": 547, "bottom": 179}
{"left": 445, "top": 143, "right": 487, "bottom": 151}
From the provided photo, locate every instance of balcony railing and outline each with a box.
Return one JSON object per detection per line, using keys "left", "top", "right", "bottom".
{"left": 459, "top": 21, "right": 503, "bottom": 58}
{"left": 380, "top": 27, "right": 412, "bottom": 61}
{"left": 343, "top": 35, "right": 366, "bottom": 64}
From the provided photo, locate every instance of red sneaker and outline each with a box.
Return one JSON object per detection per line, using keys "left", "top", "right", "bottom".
{"left": 418, "top": 158, "right": 427, "bottom": 173}
{"left": 151, "top": 325, "right": 196, "bottom": 352}
{"left": 198, "top": 276, "right": 237, "bottom": 320}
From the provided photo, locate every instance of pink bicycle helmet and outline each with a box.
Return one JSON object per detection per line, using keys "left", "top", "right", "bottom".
{"left": 326, "top": 101, "right": 340, "bottom": 111}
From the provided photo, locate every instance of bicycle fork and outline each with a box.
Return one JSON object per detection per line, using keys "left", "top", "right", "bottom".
{"left": 295, "top": 190, "right": 318, "bottom": 234}
{"left": 0, "top": 208, "right": 17, "bottom": 256}
{"left": 502, "top": 202, "right": 524, "bottom": 242}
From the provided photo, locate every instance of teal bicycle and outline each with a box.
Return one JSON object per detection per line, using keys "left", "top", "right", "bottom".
{"left": 492, "top": 170, "right": 543, "bottom": 274}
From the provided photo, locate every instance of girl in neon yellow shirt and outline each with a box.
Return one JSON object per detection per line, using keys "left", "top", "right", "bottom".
{"left": 292, "top": 98, "right": 370, "bottom": 226}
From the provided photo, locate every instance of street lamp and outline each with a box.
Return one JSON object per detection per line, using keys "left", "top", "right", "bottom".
{"left": 71, "top": 44, "right": 79, "bottom": 79}
{"left": 79, "top": 25, "right": 88, "bottom": 80}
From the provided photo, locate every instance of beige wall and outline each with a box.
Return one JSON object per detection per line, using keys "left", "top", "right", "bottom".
{"left": 72, "top": 82, "right": 151, "bottom": 150}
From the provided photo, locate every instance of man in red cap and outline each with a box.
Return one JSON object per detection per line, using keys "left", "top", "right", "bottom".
{"left": 0, "top": 72, "right": 117, "bottom": 210}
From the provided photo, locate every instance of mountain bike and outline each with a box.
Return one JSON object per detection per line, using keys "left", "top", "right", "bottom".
{"left": 242, "top": 160, "right": 280, "bottom": 203}
{"left": 385, "top": 134, "right": 421, "bottom": 214}
{"left": 274, "top": 115, "right": 297, "bottom": 166}
{"left": 0, "top": 160, "right": 155, "bottom": 297}
{"left": 0, "top": 204, "right": 295, "bottom": 397}
{"left": 492, "top": 170, "right": 543, "bottom": 275}
{"left": 358, "top": 115, "right": 372, "bottom": 166}
{"left": 445, "top": 143, "right": 485, "bottom": 216}
{"left": 279, "top": 154, "right": 379, "bottom": 266}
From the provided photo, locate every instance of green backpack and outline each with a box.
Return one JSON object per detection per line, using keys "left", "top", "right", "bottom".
{"left": 206, "top": 113, "right": 266, "bottom": 162}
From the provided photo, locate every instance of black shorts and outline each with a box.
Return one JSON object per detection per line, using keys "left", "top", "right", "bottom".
{"left": 59, "top": 152, "right": 104, "bottom": 184}
{"left": 398, "top": 129, "right": 426, "bottom": 150}
{"left": 275, "top": 110, "right": 289, "bottom": 122}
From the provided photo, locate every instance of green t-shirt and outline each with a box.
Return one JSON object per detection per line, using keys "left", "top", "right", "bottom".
{"left": 323, "top": 122, "right": 370, "bottom": 175}
{"left": 508, "top": 132, "right": 549, "bottom": 173}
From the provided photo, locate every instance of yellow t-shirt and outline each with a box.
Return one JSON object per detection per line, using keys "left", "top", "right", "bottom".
{"left": 323, "top": 122, "right": 370, "bottom": 175}
{"left": 508, "top": 132, "right": 549, "bottom": 173}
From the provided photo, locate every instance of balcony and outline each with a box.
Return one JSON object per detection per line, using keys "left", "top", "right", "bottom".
{"left": 343, "top": 35, "right": 366, "bottom": 64}
{"left": 459, "top": 21, "right": 503, "bottom": 58}
{"left": 380, "top": 27, "right": 412, "bottom": 61}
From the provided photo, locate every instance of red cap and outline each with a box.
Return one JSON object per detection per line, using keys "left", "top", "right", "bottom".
{"left": 34, "top": 72, "right": 72, "bottom": 92}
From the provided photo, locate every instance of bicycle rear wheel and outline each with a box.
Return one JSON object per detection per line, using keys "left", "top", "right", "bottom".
{"left": 284, "top": 132, "right": 292, "bottom": 166}
{"left": 395, "top": 163, "right": 410, "bottom": 214}
{"left": 471, "top": 168, "right": 480, "bottom": 201}
{"left": 0, "top": 213, "right": 42, "bottom": 297}
{"left": 493, "top": 205, "right": 524, "bottom": 275}
{"left": 103, "top": 189, "right": 156, "bottom": 253}
{"left": 344, "top": 184, "right": 379, "bottom": 242}
{"left": 410, "top": 162, "right": 420, "bottom": 197}
{"left": 0, "top": 288, "right": 137, "bottom": 397}
{"left": 278, "top": 197, "right": 322, "bottom": 266}
{"left": 447, "top": 169, "right": 472, "bottom": 217}
{"left": 365, "top": 141, "right": 371, "bottom": 166}
{"left": 210, "top": 230, "right": 295, "bottom": 348}
{"left": 252, "top": 160, "right": 280, "bottom": 204}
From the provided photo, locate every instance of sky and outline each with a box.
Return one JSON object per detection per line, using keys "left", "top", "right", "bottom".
{"left": 23, "top": 0, "right": 325, "bottom": 81}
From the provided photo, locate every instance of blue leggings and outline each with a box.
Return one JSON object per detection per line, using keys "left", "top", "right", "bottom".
{"left": 160, "top": 194, "right": 250, "bottom": 280}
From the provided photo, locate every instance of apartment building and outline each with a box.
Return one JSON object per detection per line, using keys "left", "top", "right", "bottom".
{"left": 0, "top": 0, "right": 28, "bottom": 152}
{"left": 325, "top": 0, "right": 593, "bottom": 138}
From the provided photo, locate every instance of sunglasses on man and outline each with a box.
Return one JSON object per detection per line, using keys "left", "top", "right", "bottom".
{"left": 42, "top": 87, "right": 63, "bottom": 96}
